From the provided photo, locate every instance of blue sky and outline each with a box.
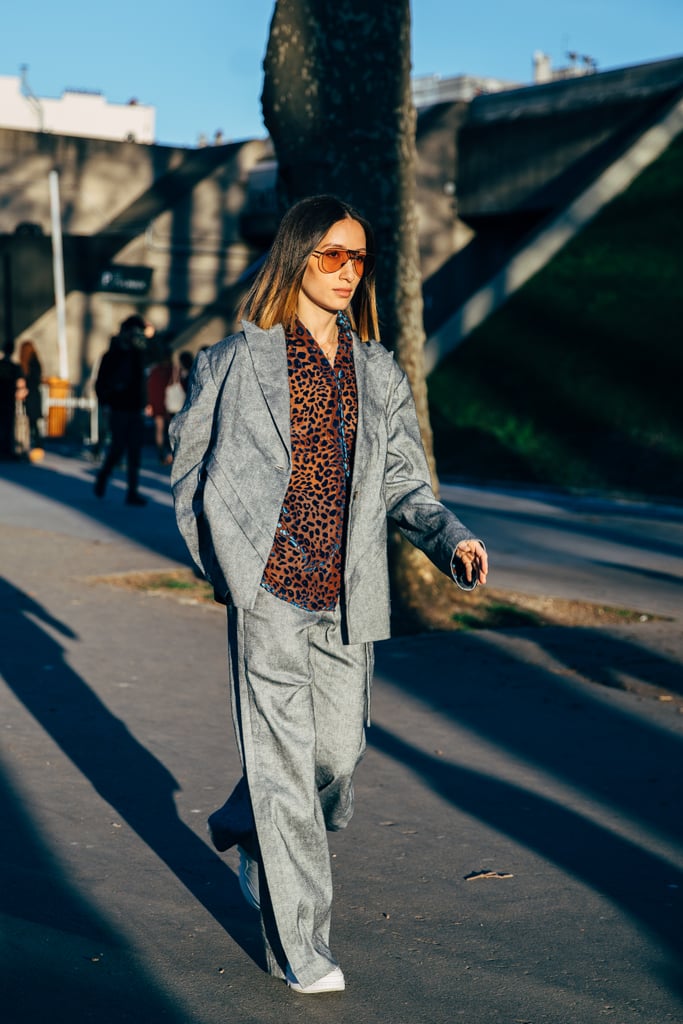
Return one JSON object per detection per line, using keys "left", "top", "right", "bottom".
{"left": 2, "top": 1, "right": 682, "bottom": 148}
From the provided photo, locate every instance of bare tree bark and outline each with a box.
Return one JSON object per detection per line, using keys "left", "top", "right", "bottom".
{"left": 262, "top": 0, "right": 445, "bottom": 631}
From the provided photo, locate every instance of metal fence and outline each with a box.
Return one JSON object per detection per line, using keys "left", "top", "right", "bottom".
{"left": 41, "top": 381, "right": 99, "bottom": 445}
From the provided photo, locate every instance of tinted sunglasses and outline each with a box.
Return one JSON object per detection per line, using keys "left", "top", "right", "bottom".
{"left": 311, "top": 247, "right": 373, "bottom": 277}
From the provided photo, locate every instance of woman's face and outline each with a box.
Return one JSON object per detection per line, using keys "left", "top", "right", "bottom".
{"left": 298, "top": 217, "right": 367, "bottom": 319}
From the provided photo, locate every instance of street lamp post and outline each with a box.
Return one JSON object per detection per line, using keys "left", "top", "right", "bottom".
{"left": 48, "top": 169, "right": 68, "bottom": 381}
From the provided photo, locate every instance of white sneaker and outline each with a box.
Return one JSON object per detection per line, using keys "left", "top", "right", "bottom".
{"left": 286, "top": 964, "right": 345, "bottom": 994}
{"left": 237, "top": 845, "right": 260, "bottom": 910}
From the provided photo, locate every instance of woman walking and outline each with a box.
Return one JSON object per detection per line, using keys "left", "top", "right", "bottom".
{"left": 170, "top": 195, "right": 487, "bottom": 994}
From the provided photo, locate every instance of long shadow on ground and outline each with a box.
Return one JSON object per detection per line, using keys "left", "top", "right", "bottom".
{"left": 0, "top": 575, "right": 263, "bottom": 1008}
{"left": 372, "top": 626, "right": 683, "bottom": 999}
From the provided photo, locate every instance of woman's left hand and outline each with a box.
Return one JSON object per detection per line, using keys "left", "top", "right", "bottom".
{"left": 455, "top": 539, "right": 488, "bottom": 586}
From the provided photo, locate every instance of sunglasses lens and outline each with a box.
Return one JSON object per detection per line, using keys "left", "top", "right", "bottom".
{"left": 320, "top": 249, "right": 368, "bottom": 276}
{"left": 351, "top": 253, "right": 365, "bottom": 277}
{"left": 320, "top": 249, "right": 343, "bottom": 273}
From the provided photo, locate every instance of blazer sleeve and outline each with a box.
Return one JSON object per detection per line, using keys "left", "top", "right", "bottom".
{"left": 383, "top": 360, "right": 481, "bottom": 589}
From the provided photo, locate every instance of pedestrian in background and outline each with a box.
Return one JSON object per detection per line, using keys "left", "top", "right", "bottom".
{"left": 178, "top": 350, "right": 194, "bottom": 393}
{"left": 146, "top": 341, "right": 175, "bottom": 466}
{"left": 0, "top": 346, "right": 27, "bottom": 460}
{"left": 18, "top": 340, "right": 43, "bottom": 448}
{"left": 170, "top": 195, "right": 487, "bottom": 995}
{"left": 94, "top": 315, "right": 151, "bottom": 506}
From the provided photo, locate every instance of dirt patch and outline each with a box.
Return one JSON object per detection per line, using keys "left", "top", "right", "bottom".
{"left": 90, "top": 569, "right": 218, "bottom": 607}
{"left": 90, "top": 568, "right": 661, "bottom": 631}
{"left": 432, "top": 586, "right": 657, "bottom": 631}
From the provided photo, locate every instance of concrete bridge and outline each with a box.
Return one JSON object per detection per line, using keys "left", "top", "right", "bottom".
{"left": 422, "top": 54, "right": 683, "bottom": 367}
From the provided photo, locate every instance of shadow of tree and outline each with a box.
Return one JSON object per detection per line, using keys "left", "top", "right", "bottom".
{"left": 371, "top": 626, "right": 683, "bottom": 995}
{"left": 0, "top": 452, "right": 189, "bottom": 566}
{"left": 0, "top": 756, "right": 193, "bottom": 1024}
{"left": 368, "top": 716, "right": 683, "bottom": 997}
{"left": 376, "top": 628, "right": 683, "bottom": 845}
{"left": 0, "top": 576, "right": 263, "bottom": 989}
{"left": 531, "top": 623, "right": 683, "bottom": 699}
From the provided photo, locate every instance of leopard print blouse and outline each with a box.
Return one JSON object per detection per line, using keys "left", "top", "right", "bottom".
{"left": 260, "top": 313, "right": 358, "bottom": 611}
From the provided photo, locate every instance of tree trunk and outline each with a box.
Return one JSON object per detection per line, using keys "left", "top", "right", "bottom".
{"left": 262, "top": 0, "right": 445, "bottom": 632}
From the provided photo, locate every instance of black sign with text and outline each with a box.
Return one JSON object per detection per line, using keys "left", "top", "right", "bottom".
{"left": 97, "top": 265, "right": 152, "bottom": 295}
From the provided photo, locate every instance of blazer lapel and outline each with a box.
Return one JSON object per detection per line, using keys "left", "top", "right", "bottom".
{"left": 351, "top": 333, "right": 388, "bottom": 484}
{"left": 242, "top": 320, "right": 291, "bottom": 459}
{"left": 240, "top": 324, "right": 388, "bottom": 475}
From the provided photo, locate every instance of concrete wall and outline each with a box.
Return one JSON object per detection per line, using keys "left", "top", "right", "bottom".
{"left": 0, "top": 127, "right": 269, "bottom": 387}
{"left": 420, "top": 55, "right": 683, "bottom": 341}
{"left": 457, "top": 56, "right": 683, "bottom": 223}
{"left": 414, "top": 101, "right": 474, "bottom": 279}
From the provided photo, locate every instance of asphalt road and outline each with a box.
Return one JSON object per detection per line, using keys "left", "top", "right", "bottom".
{"left": 1, "top": 448, "right": 682, "bottom": 1024}
{"left": 441, "top": 481, "right": 683, "bottom": 620}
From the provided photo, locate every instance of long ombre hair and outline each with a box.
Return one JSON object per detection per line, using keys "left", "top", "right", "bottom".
{"left": 238, "top": 194, "right": 380, "bottom": 341}
{"left": 19, "top": 339, "right": 40, "bottom": 377}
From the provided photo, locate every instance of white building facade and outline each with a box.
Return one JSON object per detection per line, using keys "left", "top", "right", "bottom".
{"left": 0, "top": 74, "right": 155, "bottom": 143}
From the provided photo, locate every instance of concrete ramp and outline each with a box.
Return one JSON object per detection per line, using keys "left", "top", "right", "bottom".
{"left": 424, "top": 90, "right": 683, "bottom": 374}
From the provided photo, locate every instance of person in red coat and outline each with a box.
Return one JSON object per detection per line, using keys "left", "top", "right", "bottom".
{"left": 146, "top": 354, "right": 174, "bottom": 465}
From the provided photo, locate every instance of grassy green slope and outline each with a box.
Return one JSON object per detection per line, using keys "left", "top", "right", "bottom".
{"left": 428, "top": 132, "right": 683, "bottom": 500}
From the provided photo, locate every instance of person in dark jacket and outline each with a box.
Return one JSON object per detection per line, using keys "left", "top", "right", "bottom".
{"left": 178, "top": 350, "right": 194, "bottom": 392}
{"left": 94, "top": 315, "right": 150, "bottom": 505}
{"left": 0, "top": 346, "right": 26, "bottom": 460}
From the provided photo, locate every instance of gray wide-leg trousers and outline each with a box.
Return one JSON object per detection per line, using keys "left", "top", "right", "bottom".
{"left": 224, "top": 586, "right": 372, "bottom": 989}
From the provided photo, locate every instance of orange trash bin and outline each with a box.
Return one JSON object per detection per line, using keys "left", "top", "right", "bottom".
{"left": 46, "top": 377, "right": 70, "bottom": 437}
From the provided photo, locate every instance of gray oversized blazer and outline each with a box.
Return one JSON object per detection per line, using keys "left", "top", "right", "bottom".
{"left": 169, "top": 320, "right": 477, "bottom": 645}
